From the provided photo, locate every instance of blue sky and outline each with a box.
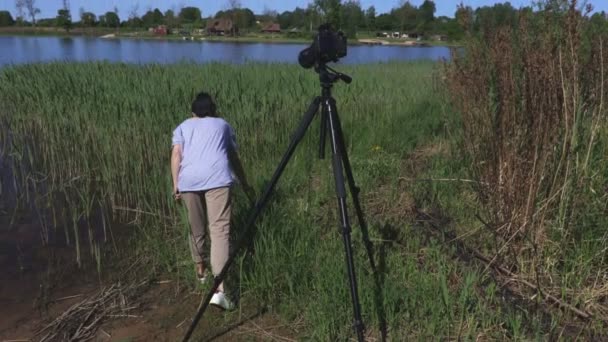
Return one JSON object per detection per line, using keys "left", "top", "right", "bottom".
{"left": 0, "top": 1, "right": 607, "bottom": 19}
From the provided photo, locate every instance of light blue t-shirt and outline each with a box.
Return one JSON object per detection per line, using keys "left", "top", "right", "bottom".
{"left": 172, "top": 117, "right": 237, "bottom": 192}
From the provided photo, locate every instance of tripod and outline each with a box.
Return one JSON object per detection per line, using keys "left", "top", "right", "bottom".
{"left": 183, "top": 64, "right": 377, "bottom": 342}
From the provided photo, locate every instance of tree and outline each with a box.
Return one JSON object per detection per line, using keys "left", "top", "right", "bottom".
{"left": 235, "top": 8, "right": 256, "bottom": 28}
{"left": 126, "top": 4, "right": 143, "bottom": 28}
{"left": 277, "top": 10, "right": 292, "bottom": 29}
{"left": 142, "top": 8, "right": 164, "bottom": 27}
{"left": 365, "top": 6, "right": 376, "bottom": 31}
{"left": 24, "top": 0, "right": 40, "bottom": 26}
{"left": 474, "top": 2, "right": 517, "bottom": 33}
{"left": 454, "top": 3, "right": 473, "bottom": 37}
{"left": 179, "top": 7, "right": 202, "bottom": 24}
{"left": 540, "top": 0, "right": 571, "bottom": 13}
{"left": 56, "top": 0, "right": 71, "bottom": 32}
{"left": 57, "top": 9, "right": 72, "bottom": 31}
{"left": 80, "top": 10, "right": 97, "bottom": 27}
{"left": 394, "top": 1, "right": 418, "bottom": 32}
{"left": 223, "top": 1, "right": 246, "bottom": 34}
{"left": 416, "top": 0, "right": 436, "bottom": 33}
{"left": 99, "top": 11, "right": 120, "bottom": 28}
{"left": 278, "top": 7, "right": 307, "bottom": 29}
{"left": 0, "top": 11, "right": 15, "bottom": 26}
{"left": 342, "top": 1, "right": 364, "bottom": 37}
{"left": 152, "top": 8, "right": 164, "bottom": 25}
{"left": 313, "top": 0, "right": 342, "bottom": 28}
{"left": 375, "top": 13, "right": 397, "bottom": 30}
{"left": 14, "top": 0, "right": 25, "bottom": 24}
{"left": 164, "top": 9, "right": 178, "bottom": 28}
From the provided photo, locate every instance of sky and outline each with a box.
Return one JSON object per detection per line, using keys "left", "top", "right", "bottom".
{"left": 0, "top": 0, "right": 607, "bottom": 19}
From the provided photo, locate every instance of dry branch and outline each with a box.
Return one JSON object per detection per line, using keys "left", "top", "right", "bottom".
{"left": 34, "top": 280, "right": 147, "bottom": 342}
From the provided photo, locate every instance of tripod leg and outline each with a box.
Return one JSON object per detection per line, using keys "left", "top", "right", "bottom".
{"left": 319, "top": 106, "right": 328, "bottom": 159}
{"left": 182, "top": 97, "right": 322, "bottom": 342}
{"left": 325, "top": 98, "right": 365, "bottom": 342}
{"left": 334, "top": 106, "right": 388, "bottom": 342}
{"left": 333, "top": 112, "right": 377, "bottom": 273}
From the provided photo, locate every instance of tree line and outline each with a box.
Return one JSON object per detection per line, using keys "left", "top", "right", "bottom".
{"left": 0, "top": 0, "right": 607, "bottom": 41}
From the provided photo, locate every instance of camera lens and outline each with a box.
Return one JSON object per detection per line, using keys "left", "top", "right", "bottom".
{"left": 298, "top": 47, "right": 316, "bottom": 69}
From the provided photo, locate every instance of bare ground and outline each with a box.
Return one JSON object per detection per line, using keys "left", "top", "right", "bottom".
{"left": 0, "top": 217, "right": 297, "bottom": 342}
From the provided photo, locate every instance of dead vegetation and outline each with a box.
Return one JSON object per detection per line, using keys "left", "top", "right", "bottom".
{"left": 445, "top": 0, "right": 607, "bottom": 329}
{"left": 34, "top": 280, "right": 148, "bottom": 342}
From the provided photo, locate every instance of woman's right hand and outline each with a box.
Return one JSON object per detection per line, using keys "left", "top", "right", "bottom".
{"left": 173, "top": 187, "right": 181, "bottom": 201}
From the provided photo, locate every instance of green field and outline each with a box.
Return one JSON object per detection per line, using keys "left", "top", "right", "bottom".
{"left": 0, "top": 61, "right": 605, "bottom": 340}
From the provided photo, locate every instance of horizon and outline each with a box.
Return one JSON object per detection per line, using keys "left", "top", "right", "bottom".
{"left": 0, "top": 0, "right": 606, "bottom": 21}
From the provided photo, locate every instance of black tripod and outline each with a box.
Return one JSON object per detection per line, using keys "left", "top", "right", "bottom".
{"left": 183, "top": 64, "right": 377, "bottom": 342}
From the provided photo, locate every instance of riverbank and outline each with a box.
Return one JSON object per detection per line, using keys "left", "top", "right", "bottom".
{"left": 0, "top": 26, "right": 117, "bottom": 37}
{"left": 112, "top": 32, "right": 460, "bottom": 47}
{"left": 0, "top": 27, "right": 461, "bottom": 47}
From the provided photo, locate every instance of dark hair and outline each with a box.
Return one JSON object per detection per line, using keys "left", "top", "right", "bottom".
{"left": 191, "top": 92, "right": 217, "bottom": 118}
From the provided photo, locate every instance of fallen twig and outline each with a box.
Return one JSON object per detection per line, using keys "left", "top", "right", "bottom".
{"left": 52, "top": 294, "right": 84, "bottom": 302}
{"left": 100, "top": 329, "right": 111, "bottom": 338}
{"left": 398, "top": 177, "right": 485, "bottom": 185}
{"left": 176, "top": 318, "right": 188, "bottom": 329}
{"left": 112, "top": 206, "right": 172, "bottom": 220}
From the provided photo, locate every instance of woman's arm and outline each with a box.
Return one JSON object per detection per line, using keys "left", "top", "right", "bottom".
{"left": 171, "top": 145, "right": 182, "bottom": 199}
{"left": 228, "top": 148, "right": 256, "bottom": 203}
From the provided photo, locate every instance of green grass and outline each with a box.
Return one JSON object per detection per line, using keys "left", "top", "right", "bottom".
{"left": 0, "top": 62, "right": 602, "bottom": 340}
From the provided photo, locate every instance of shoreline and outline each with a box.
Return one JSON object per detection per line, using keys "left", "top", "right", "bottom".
{"left": 0, "top": 28, "right": 462, "bottom": 47}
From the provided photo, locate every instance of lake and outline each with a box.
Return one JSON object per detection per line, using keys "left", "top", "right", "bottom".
{"left": 0, "top": 36, "right": 453, "bottom": 66}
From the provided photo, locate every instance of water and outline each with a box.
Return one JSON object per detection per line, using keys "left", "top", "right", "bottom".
{"left": 0, "top": 36, "right": 452, "bottom": 66}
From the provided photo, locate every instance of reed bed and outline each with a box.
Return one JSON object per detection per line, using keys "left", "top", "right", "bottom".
{"left": 0, "top": 62, "right": 442, "bottom": 262}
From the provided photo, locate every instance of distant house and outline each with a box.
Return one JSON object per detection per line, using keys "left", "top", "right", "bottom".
{"left": 207, "top": 18, "right": 237, "bottom": 35}
{"left": 432, "top": 34, "right": 448, "bottom": 41}
{"left": 261, "top": 23, "right": 281, "bottom": 33}
{"left": 153, "top": 25, "right": 169, "bottom": 35}
{"left": 287, "top": 27, "right": 303, "bottom": 37}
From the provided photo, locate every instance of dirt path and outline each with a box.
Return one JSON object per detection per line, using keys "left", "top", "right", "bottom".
{"left": 0, "top": 217, "right": 293, "bottom": 342}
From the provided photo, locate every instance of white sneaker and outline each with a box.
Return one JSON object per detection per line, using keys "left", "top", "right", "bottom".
{"left": 210, "top": 291, "right": 235, "bottom": 311}
{"left": 198, "top": 271, "right": 210, "bottom": 284}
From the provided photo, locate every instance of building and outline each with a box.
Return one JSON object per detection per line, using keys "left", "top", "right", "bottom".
{"left": 432, "top": 34, "right": 448, "bottom": 41}
{"left": 287, "top": 27, "right": 303, "bottom": 37}
{"left": 206, "top": 18, "right": 237, "bottom": 36}
{"left": 261, "top": 23, "right": 281, "bottom": 33}
{"left": 153, "top": 25, "right": 168, "bottom": 35}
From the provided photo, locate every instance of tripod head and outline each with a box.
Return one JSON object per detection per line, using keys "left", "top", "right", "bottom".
{"left": 316, "top": 63, "right": 352, "bottom": 90}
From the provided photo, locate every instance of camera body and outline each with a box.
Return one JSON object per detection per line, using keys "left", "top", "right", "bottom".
{"left": 299, "top": 24, "right": 347, "bottom": 69}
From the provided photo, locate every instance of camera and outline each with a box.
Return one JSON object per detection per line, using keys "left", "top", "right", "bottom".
{"left": 298, "top": 24, "right": 347, "bottom": 69}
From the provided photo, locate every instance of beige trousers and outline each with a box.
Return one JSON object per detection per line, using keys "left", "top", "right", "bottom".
{"left": 182, "top": 187, "right": 231, "bottom": 293}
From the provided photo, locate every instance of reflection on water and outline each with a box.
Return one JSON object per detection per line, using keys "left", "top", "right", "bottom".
{"left": 0, "top": 36, "right": 453, "bottom": 66}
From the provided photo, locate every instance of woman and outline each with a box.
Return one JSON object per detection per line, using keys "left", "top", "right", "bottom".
{"left": 171, "top": 92, "right": 255, "bottom": 310}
